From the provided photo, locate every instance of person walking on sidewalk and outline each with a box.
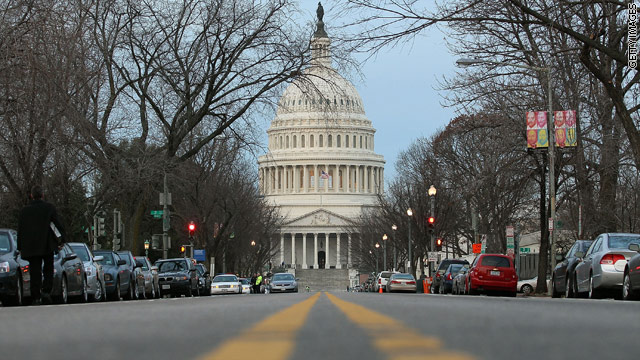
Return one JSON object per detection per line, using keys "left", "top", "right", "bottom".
{"left": 17, "top": 185, "right": 66, "bottom": 305}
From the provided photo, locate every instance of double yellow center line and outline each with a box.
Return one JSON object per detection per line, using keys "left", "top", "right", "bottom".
{"left": 199, "top": 292, "right": 475, "bottom": 360}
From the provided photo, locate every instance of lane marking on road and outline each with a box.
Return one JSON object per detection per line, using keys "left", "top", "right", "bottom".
{"left": 197, "top": 292, "right": 320, "bottom": 360}
{"left": 325, "top": 293, "right": 475, "bottom": 360}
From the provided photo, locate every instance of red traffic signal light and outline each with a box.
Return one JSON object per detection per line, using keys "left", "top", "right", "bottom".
{"left": 188, "top": 221, "right": 195, "bottom": 237}
{"left": 427, "top": 216, "right": 435, "bottom": 227}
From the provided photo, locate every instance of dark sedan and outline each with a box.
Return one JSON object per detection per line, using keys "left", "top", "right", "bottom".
{"left": 116, "top": 251, "right": 145, "bottom": 300}
{"left": 623, "top": 243, "right": 640, "bottom": 300}
{"left": 0, "top": 229, "right": 31, "bottom": 306}
{"left": 550, "top": 239, "right": 593, "bottom": 298}
{"left": 94, "top": 251, "right": 132, "bottom": 301}
{"left": 51, "top": 243, "right": 88, "bottom": 304}
{"left": 155, "top": 258, "right": 199, "bottom": 297}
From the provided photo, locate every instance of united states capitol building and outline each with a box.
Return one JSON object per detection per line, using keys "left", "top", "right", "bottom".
{"left": 257, "top": 5, "right": 385, "bottom": 288}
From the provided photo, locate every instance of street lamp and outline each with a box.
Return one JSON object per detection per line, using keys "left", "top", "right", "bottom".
{"left": 382, "top": 234, "right": 388, "bottom": 272}
{"left": 250, "top": 240, "right": 256, "bottom": 247}
{"left": 406, "top": 208, "right": 413, "bottom": 272}
{"left": 457, "top": 57, "right": 557, "bottom": 270}
{"left": 391, "top": 224, "right": 397, "bottom": 270}
{"left": 428, "top": 185, "right": 437, "bottom": 277}
{"left": 375, "top": 242, "right": 380, "bottom": 274}
{"left": 144, "top": 239, "right": 150, "bottom": 257}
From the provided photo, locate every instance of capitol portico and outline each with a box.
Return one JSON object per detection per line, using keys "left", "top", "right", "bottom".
{"left": 258, "top": 4, "right": 385, "bottom": 272}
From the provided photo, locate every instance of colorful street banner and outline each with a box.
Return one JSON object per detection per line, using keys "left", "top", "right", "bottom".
{"left": 526, "top": 111, "right": 549, "bottom": 148}
{"left": 554, "top": 110, "right": 577, "bottom": 147}
{"left": 526, "top": 110, "right": 577, "bottom": 148}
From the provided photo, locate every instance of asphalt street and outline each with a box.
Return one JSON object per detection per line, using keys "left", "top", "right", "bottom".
{"left": 0, "top": 292, "right": 638, "bottom": 360}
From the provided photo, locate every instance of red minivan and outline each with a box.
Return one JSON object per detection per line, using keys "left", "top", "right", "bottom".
{"left": 467, "top": 254, "right": 518, "bottom": 297}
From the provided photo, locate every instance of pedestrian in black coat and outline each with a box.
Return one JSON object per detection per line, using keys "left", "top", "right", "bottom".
{"left": 17, "top": 186, "right": 65, "bottom": 305}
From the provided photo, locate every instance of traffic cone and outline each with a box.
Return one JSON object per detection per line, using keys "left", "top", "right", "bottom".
{"left": 379, "top": 286, "right": 383, "bottom": 294}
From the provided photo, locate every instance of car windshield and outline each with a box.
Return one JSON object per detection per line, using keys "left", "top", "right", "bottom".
{"left": 481, "top": 256, "right": 511, "bottom": 268}
{"left": 240, "top": 278, "right": 249, "bottom": 285}
{"left": 608, "top": 235, "right": 640, "bottom": 250}
{"left": 135, "top": 258, "right": 149, "bottom": 270}
{"left": 117, "top": 253, "right": 131, "bottom": 265}
{"left": 0, "top": 232, "right": 11, "bottom": 254}
{"left": 157, "top": 260, "right": 188, "bottom": 272}
{"left": 392, "top": 274, "right": 414, "bottom": 280}
{"left": 71, "top": 246, "right": 91, "bottom": 262}
{"left": 273, "top": 274, "right": 295, "bottom": 281}
{"left": 213, "top": 275, "right": 237, "bottom": 282}
{"left": 195, "top": 265, "right": 205, "bottom": 275}
{"left": 95, "top": 253, "right": 115, "bottom": 266}
{"left": 380, "top": 272, "right": 393, "bottom": 278}
{"left": 448, "top": 264, "right": 464, "bottom": 274}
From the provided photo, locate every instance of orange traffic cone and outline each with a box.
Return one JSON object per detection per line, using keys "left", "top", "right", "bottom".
{"left": 379, "top": 286, "right": 383, "bottom": 294}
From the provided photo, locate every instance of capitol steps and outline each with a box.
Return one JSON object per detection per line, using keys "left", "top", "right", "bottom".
{"left": 295, "top": 268, "right": 349, "bottom": 291}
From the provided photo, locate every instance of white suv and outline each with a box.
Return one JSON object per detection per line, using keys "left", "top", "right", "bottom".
{"left": 374, "top": 271, "right": 398, "bottom": 292}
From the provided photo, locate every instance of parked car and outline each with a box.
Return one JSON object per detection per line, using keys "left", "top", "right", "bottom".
{"left": 440, "top": 264, "right": 467, "bottom": 294}
{"left": 156, "top": 258, "right": 199, "bottom": 297}
{"left": 94, "top": 250, "right": 133, "bottom": 301}
{"left": 374, "top": 271, "right": 398, "bottom": 292}
{"left": 452, "top": 266, "right": 470, "bottom": 295}
{"left": 195, "top": 263, "right": 211, "bottom": 296}
{"left": 0, "top": 229, "right": 31, "bottom": 306}
{"left": 268, "top": 273, "right": 298, "bottom": 293}
{"left": 623, "top": 243, "right": 640, "bottom": 300}
{"left": 550, "top": 239, "right": 593, "bottom": 298}
{"left": 116, "top": 251, "right": 145, "bottom": 300}
{"left": 239, "top": 278, "right": 251, "bottom": 294}
{"left": 575, "top": 233, "right": 640, "bottom": 299}
{"left": 69, "top": 242, "right": 105, "bottom": 302}
{"left": 386, "top": 273, "right": 417, "bottom": 293}
{"left": 210, "top": 274, "right": 241, "bottom": 295}
{"left": 467, "top": 254, "right": 517, "bottom": 297}
{"left": 431, "top": 259, "right": 470, "bottom": 294}
{"left": 135, "top": 256, "right": 159, "bottom": 299}
{"left": 51, "top": 243, "right": 88, "bottom": 304}
{"left": 517, "top": 277, "right": 542, "bottom": 295}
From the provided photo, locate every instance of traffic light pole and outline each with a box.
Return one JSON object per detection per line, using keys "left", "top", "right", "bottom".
{"left": 430, "top": 196, "right": 435, "bottom": 278}
{"left": 162, "top": 173, "right": 170, "bottom": 259}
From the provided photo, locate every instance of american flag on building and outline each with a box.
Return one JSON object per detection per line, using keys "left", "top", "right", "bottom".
{"left": 320, "top": 170, "right": 330, "bottom": 179}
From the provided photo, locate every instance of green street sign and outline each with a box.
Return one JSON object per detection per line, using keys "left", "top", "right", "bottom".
{"left": 151, "top": 210, "right": 163, "bottom": 219}
{"left": 520, "top": 247, "right": 531, "bottom": 253}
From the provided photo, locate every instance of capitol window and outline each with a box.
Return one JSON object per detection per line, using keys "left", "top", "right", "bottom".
{"left": 319, "top": 135, "right": 323, "bottom": 147}
{"left": 328, "top": 135, "right": 332, "bottom": 147}
{"left": 310, "top": 135, "right": 314, "bottom": 147}
{"left": 293, "top": 135, "right": 297, "bottom": 148}
{"left": 286, "top": 136, "right": 289, "bottom": 148}
{"left": 345, "top": 135, "right": 349, "bottom": 148}
{"left": 337, "top": 135, "right": 341, "bottom": 147}
{"left": 360, "top": 136, "right": 363, "bottom": 148}
{"left": 301, "top": 135, "right": 305, "bottom": 147}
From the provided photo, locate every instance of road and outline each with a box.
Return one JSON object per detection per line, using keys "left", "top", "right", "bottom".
{"left": 1, "top": 292, "right": 639, "bottom": 360}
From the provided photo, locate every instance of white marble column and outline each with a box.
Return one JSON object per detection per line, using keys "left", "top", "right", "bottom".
{"left": 325, "top": 233, "right": 330, "bottom": 269}
{"left": 346, "top": 165, "right": 350, "bottom": 193}
{"left": 275, "top": 166, "right": 280, "bottom": 193}
{"left": 324, "top": 165, "right": 329, "bottom": 192}
{"left": 355, "top": 165, "right": 360, "bottom": 193}
{"left": 336, "top": 233, "right": 342, "bottom": 269}
{"left": 280, "top": 233, "right": 285, "bottom": 266}
{"left": 302, "top": 233, "right": 308, "bottom": 269}
{"left": 293, "top": 165, "right": 298, "bottom": 193}
{"left": 303, "top": 165, "right": 308, "bottom": 193}
{"left": 335, "top": 164, "right": 340, "bottom": 192}
{"left": 381, "top": 168, "right": 384, "bottom": 194}
{"left": 314, "top": 165, "right": 319, "bottom": 192}
{"left": 291, "top": 233, "right": 296, "bottom": 267}
{"left": 313, "top": 233, "right": 319, "bottom": 268}
{"left": 364, "top": 165, "right": 369, "bottom": 193}
{"left": 348, "top": 233, "right": 352, "bottom": 268}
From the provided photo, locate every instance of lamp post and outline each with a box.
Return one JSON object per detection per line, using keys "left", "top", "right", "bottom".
{"left": 375, "top": 242, "right": 380, "bottom": 273}
{"left": 456, "top": 58, "right": 557, "bottom": 271}
{"left": 428, "top": 185, "right": 437, "bottom": 277}
{"left": 391, "top": 224, "right": 397, "bottom": 271}
{"left": 382, "top": 234, "right": 388, "bottom": 272}
{"left": 144, "top": 240, "right": 150, "bottom": 258}
{"left": 406, "top": 208, "right": 413, "bottom": 272}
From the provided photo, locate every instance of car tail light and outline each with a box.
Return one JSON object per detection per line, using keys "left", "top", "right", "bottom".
{"left": 391, "top": 280, "right": 401, "bottom": 284}
{"left": 378, "top": 279, "right": 381, "bottom": 284}
{"left": 447, "top": 274, "right": 452, "bottom": 280}
{"left": 600, "top": 254, "right": 625, "bottom": 265}
{"left": 406, "top": 281, "right": 416, "bottom": 285}
{"left": 435, "top": 273, "right": 441, "bottom": 278}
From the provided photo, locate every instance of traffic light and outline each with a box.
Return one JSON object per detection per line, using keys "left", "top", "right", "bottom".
{"left": 436, "top": 238, "right": 443, "bottom": 251}
{"left": 188, "top": 221, "right": 195, "bottom": 238}
{"left": 427, "top": 216, "right": 435, "bottom": 228}
{"left": 98, "top": 217, "right": 105, "bottom": 236}
{"left": 180, "top": 245, "right": 186, "bottom": 255}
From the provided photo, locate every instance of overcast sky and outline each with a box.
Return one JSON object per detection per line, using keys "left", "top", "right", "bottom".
{"left": 258, "top": 1, "right": 459, "bottom": 180}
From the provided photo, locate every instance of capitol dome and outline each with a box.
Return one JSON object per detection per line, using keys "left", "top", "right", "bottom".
{"left": 258, "top": 3, "right": 385, "bottom": 276}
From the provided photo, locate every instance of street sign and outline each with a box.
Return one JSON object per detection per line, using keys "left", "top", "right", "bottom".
{"left": 548, "top": 218, "right": 554, "bottom": 231}
{"left": 151, "top": 210, "right": 163, "bottom": 219}
{"left": 506, "top": 248, "right": 515, "bottom": 256}
{"left": 472, "top": 243, "right": 482, "bottom": 254}
{"left": 520, "top": 247, "right": 531, "bottom": 253}
{"left": 428, "top": 252, "right": 437, "bottom": 262}
{"left": 194, "top": 249, "right": 206, "bottom": 262}
{"left": 506, "top": 226, "right": 514, "bottom": 237}
{"left": 159, "top": 193, "right": 172, "bottom": 205}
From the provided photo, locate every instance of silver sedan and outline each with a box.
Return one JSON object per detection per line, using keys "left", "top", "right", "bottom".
{"left": 68, "top": 242, "right": 105, "bottom": 302}
{"left": 574, "top": 233, "right": 640, "bottom": 299}
{"left": 386, "top": 273, "right": 417, "bottom": 293}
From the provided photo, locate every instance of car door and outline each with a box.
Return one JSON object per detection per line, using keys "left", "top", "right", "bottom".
{"left": 66, "top": 244, "right": 83, "bottom": 292}
{"left": 577, "top": 237, "right": 601, "bottom": 291}
{"left": 555, "top": 242, "right": 577, "bottom": 288}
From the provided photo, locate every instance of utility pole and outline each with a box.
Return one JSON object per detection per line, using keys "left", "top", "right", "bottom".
{"left": 162, "top": 173, "right": 172, "bottom": 259}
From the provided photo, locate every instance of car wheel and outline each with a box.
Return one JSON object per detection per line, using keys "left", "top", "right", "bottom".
{"left": 521, "top": 284, "right": 533, "bottom": 296}
{"left": 588, "top": 273, "right": 601, "bottom": 299}
{"left": 551, "top": 276, "right": 561, "bottom": 298}
{"left": 468, "top": 280, "right": 478, "bottom": 295}
{"left": 56, "top": 276, "right": 68, "bottom": 304}
{"left": 622, "top": 271, "right": 638, "bottom": 300}
{"left": 93, "top": 280, "right": 103, "bottom": 302}
{"left": 109, "top": 278, "right": 121, "bottom": 301}
{"left": 565, "top": 276, "right": 574, "bottom": 298}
